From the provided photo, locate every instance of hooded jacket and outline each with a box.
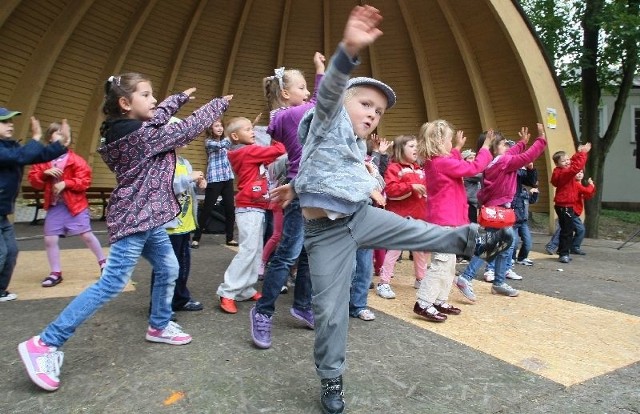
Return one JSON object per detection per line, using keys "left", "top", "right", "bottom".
{"left": 97, "top": 93, "right": 228, "bottom": 243}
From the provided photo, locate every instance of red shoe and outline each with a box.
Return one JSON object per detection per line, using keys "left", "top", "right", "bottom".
{"left": 249, "top": 292, "right": 262, "bottom": 301}
{"left": 220, "top": 297, "right": 237, "bottom": 314}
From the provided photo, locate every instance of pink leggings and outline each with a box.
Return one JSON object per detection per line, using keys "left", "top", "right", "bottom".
{"left": 262, "top": 207, "right": 284, "bottom": 263}
{"left": 379, "top": 250, "right": 430, "bottom": 284}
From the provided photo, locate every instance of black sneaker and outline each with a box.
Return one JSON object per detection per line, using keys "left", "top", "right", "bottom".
{"left": 320, "top": 376, "right": 344, "bottom": 414}
{"left": 474, "top": 228, "right": 513, "bottom": 262}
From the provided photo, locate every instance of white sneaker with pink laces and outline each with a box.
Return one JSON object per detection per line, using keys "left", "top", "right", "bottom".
{"left": 18, "top": 336, "right": 64, "bottom": 391}
{"left": 145, "top": 321, "right": 192, "bottom": 345}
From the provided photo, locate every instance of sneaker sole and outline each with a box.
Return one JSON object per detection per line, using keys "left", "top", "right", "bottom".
{"left": 250, "top": 308, "right": 272, "bottom": 349}
{"left": 18, "top": 342, "right": 59, "bottom": 391}
{"left": 290, "top": 308, "right": 314, "bottom": 329}
{"left": 145, "top": 334, "right": 192, "bottom": 345}
{"left": 455, "top": 283, "right": 477, "bottom": 302}
{"left": 491, "top": 289, "right": 519, "bottom": 297}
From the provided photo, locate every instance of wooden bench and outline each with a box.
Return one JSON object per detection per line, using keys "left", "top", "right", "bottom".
{"left": 20, "top": 185, "right": 113, "bottom": 224}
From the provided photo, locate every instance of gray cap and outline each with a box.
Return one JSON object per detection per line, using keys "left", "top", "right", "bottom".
{"left": 347, "top": 77, "right": 396, "bottom": 109}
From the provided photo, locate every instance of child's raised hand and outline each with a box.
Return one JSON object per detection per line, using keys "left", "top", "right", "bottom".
{"left": 378, "top": 138, "right": 392, "bottom": 154}
{"left": 30, "top": 117, "right": 42, "bottom": 141}
{"left": 518, "top": 126, "right": 530, "bottom": 144}
{"left": 51, "top": 119, "right": 72, "bottom": 147}
{"left": 536, "top": 122, "right": 546, "bottom": 137}
{"left": 482, "top": 129, "right": 495, "bottom": 148}
{"left": 222, "top": 94, "right": 233, "bottom": 102}
{"left": 313, "top": 52, "right": 326, "bottom": 73}
{"left": 453, "top": 130, "right": 466, "bottom": 150}
{"left": 578, "top": 142, "right": 592, "bottom": 153}
{"left": 587, "top": 177, "right": 594, "bottom": 185}
{"left": 183, "top": 87, "right": 197, "bottom": 100}
{"left": 253, "top": 112, "right": 263, "bottom": 125}
{"left": 342, "top": 5, "right": 384, "bottom": 58}
{"left": 270, "top": 183, "right": 295, "bottom": 208}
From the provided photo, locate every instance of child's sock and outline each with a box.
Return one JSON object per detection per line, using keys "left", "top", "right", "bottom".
{"left": 416, "top": 299, "right": 431, "bottom": 309}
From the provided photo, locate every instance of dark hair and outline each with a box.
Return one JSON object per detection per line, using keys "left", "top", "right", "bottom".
{"left": 101, "top": 73, "right": 150, "bottom": 120}
{"left": 391, "top": 135, "right": 417, "bottom": 163}
{"left": 204, "top": 118, "right": 224, "bottom": 140}
{"left": 476, "top": 130, "right": 506, "bottom": 156}
{"left": 553, "top": 150, "right": 566, "bottom": 164}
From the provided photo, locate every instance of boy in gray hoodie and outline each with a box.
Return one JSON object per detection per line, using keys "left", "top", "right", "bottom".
{"left": 265, "top": 6, "right": 512, "bottom": 414}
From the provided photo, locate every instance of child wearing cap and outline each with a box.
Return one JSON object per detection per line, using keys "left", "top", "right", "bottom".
{"left": 267, "top": 6, "right": 512, "bottom": 414}
{"left": 0, "top": 108, "right": 69, "bottom": 301}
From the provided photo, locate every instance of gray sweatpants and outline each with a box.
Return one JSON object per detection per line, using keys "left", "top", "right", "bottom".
{"left": 304, "top": 203, "right": 478, "bottom": 379}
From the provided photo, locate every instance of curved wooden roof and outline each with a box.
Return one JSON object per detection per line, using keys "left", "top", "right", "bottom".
{"left": 1, "top": 0, "right": 574, "bottom": 215}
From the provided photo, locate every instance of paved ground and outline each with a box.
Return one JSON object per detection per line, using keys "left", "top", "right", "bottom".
{"left": 2, "top": 220, "right": 639, "bottom": 414}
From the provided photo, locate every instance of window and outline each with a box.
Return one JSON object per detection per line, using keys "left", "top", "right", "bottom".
{"left": 633, "top": 106, "right": 640, "bottom": 144}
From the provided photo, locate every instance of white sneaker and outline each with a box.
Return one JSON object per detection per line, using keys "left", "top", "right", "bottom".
{"left": 0, "top": 291, "right": 17, "bottom": 301}
{"left": 376, "top": 283, "right": 396, "bottom": 299}
{"left": 506, "top": 269, "right": 523, "bottom": 280}
{"left": 483, "top": 270, "right": 495, "bottom": 282}
{"left": 516, "top": 258, "right": 534, "bottom": 266}
{"left": 414, "top": 279, "right": 422, "bottom": 289}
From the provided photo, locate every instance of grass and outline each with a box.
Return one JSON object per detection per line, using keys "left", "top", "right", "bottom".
{"left": 530, "top": 210, "right": 639, "bottom": 241}
{"left": 601, "top": 209, "right": 640, "bottom": 224}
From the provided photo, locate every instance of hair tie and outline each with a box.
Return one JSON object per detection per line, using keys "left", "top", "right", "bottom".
{"left": 108, "top": 75, "right": 121, "bottom": 87}
{"left": 272, "top": 67, "right": 285, "bottom": 90}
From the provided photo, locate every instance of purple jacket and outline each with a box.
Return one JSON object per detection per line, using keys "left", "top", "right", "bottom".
{"left": 267, "top": 73, "right": 323, "bottom": 180}
{"left": 97, "top": 93, "right": 228, "bottom": 243}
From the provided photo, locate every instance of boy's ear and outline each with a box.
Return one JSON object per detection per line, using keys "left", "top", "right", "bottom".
{"left": 229, "top": 131, "right": 238, "bottom": 142}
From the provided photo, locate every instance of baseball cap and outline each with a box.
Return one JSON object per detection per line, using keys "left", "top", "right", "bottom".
{"left": 0, "top": 107, "right": 21, "bottom": 121}
{"left": 347, "top": 77, "right": 396, "bottom": 109}
{"left": 461, "top": 149, "right": 476, "bottom": 160}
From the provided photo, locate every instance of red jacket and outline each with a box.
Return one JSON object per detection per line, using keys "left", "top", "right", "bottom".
{"left": 573, "top": 181, "right": 596, "bottom": 215}
{"left": 551, "top": 151, "right": 588, "bottom": 207}
{"left": 227, "top": 142, "right": 286, "bottom": 209}
{"left": 384, "top": 161, "right": 428, "bottom": 221}
{"left": 28, "top": 150, "right": 91, "bottom": 216}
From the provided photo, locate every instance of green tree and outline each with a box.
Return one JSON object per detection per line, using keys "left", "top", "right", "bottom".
{"left": 518, "top": 0, "right": 639, "bottom": 238}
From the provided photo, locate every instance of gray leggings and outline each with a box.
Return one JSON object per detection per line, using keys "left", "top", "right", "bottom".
{"left": 304, "top": 203, "right": 477, "bottom": 379}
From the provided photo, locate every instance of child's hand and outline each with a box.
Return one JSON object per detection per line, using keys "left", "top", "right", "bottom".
{"left": 191, "top": 171, "right": 204, "bottom": 182}
{"left": 252, "top": 112, "right": 262, "bottom": 125}
{"left": 378, "top": 138, "right": 392, "bottom": 154}
{"left": 53, "top": 181, "right": 66, "bottom": 196}
{"left": 370, "top": 190, "right": 386, "bottom": 207}
{"left": 44, "top": 167, "right": 63, "bottom": 178}
{"left": 526, "top": 162, "right": 535, "bottom": 170}
{"left": 578, "top": 142, "right": 592, "bottom": 153}
{"left": 518, "top": 126, "right": 530, "bottom": 144}
{"left": 52, "top": 119, "right": 71, "bottom": 147}
{"left": 412, "top": 183, "right": 426, "bottom": 197}
{"left": 197, "top": 178, "right": 207, "bottom": 189}
{"left": 453, "top": 130, "right": 466, "bottom": 150}
{"left": 537, "top": 122, "right": 545, "bottom": 137}
{"left": 482, "top": 129, "right": 495, "bottom": 148}
{"left": 342, "top": 5, "right": 384, "bottom": 58}
{"left": 270, "top": 183, "right": 295, "bottom": 208}
{"left": 530, "top": 187, "right": 539, "bottom": 194}
{"left": 313, "top": 52, "right": 326, "bottom": 73}
{"left": 183, "top": 87, "right": 197, "bottom": 100}
{"left": 30, "top": 117, "right": 42, "bottom": 141}
{"left": 587, "top": 177, "right": 594, "bottom": 185}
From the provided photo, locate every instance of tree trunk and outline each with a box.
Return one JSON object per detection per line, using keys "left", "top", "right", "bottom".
{"left": 581, "top": 0, "right": 603, "bottom": 238}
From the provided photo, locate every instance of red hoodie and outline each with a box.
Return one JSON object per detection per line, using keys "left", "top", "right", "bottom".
{"left": 551, "top": 151, "right": 588, "bottom": 207}
{"left": 573, "top": 180, "right": 596, "bottom": 215}
{"left": 227, "top": 142, "right": 286, "bottom": 209}
{"left": 384, "top": 161, "right": 428, "bottom": 221}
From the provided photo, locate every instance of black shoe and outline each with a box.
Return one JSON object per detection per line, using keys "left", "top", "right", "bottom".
{"left": 570, "top": 249, "right": 586, "bottom": 255}
{"left": 178, "top": 301, "right": 204, "bottom": 311}
{"left": 320, "top": 376, "right": 345, "bottom": 414}
{"left": 559, "top": 255, "right": 571, "bottom": 263}
{"left": 474, "top": 228, "right": 513, "bottom": 262}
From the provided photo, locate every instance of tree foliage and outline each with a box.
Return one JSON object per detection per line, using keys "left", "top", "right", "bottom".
{"left": 518, "top": 0, "right": 639, "bottom": 238}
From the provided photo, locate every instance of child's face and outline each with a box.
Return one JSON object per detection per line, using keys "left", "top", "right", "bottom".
{"left": 575, "top": 170, "right": 584, "bottom": 180}
{"left": 0, "top": 118, "right": 15, "bottom": 139}
{"left": 282, "top": 72, "right": 309, "bottom": 107}
{"left": 496, "top": 139, "right": 508, "bottom": 155}
{"left": 210, "top": 120, "right": 224, "bottom": 138}
{"left": 123, "top": 81, "right": 157, "bottom": 121}
{"left": 556, "top": 155, "right": 570, "bottom": 168}
{"left": 345, "top": 86, "right": 387, "bottom": 139}
{"left": 403, "top": 139, "right": 418, "bottom": 163}
{"left": 230, "top": 120, "right": 255, "bottom": 145}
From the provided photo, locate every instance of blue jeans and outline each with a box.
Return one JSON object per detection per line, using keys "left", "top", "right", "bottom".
{"left": 513, "top": 222, "right": 532, "bottom": 261}
{"left": 40, "top": 227, "right": 179, "bottom": 348}
{"left": 256, "top": 198, "right": 312, "bottom": 316}
{"left": 349, "top": 249, "right": 373, "bottom": 317}
{"left": 0, "top": 216, "right": 19, "bottom": 294}
{"left": 461, "top": 226, "right": 514, "bottom": 285}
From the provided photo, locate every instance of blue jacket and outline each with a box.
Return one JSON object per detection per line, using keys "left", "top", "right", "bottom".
{"left": 295, "top": 45, "right": 378, "bottom": 215}
{"left": 0, "top": 138, "right": 67, "bottom": 216}
{"left": 512, "top": 167, "right": 538, "bottom": 223}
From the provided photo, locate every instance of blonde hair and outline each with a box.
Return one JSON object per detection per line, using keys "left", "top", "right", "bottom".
{"left": 263, "top": 69, "right": 304, "bottom": 110}
{"left": 418, "top": 119, "right": 454, "bottom": 159}
{"left": 391, "top": 135, "right": 417, "bottom": 164}
{"left": 225, "top": 117, "right": 251, "bottom": 140}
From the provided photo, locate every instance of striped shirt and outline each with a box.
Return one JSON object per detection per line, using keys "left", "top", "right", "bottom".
{"left": 205, "top": 138, "right": 234, "bottom": 183}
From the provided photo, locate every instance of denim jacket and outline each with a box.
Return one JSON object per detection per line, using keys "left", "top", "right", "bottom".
{"left": 512, "top": 167, "right": 538, "bottom": 223}
{"left": 294, "top": 45, "right": 378, "bottom": 215}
